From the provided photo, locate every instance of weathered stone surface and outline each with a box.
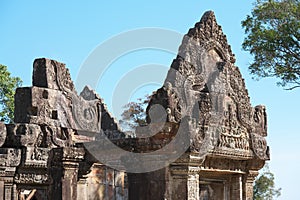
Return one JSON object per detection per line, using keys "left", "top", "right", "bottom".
{"left": 0, "top": 57, "right": 127, "bottom": 199}
{"left": 80, "top": 85, "right": 123, "bottom": 134}
{"left": 147, "top": 11, "right": 269, "bottom": 162}
{"left": 133, "top": 11, "right": 269, "bottom": 200}
{"left": 0, "top": 10, "right": 269, "bottom": 200}
{"left": 0, "top": 148, "right": 21, "bottom": 167}
{"left": 14, "top": 86, "right": 102, "bottom": 134}
{"left": 4, "top": 123, "right": 74, "bottom": 149}
{"left": 0, "top": 123, "right": 6, "bottom": 147}
{"left": 33, "top": 58, "right": 76, "bottom": 93}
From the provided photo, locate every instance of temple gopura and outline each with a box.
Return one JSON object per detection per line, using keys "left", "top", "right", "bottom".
{"left": 0, "top": 11, "right": 269, "bottom": 200}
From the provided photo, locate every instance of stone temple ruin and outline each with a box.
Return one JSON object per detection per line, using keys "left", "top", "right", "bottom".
{"left": 0, "top": 11, "right": 269, "bottom": 200}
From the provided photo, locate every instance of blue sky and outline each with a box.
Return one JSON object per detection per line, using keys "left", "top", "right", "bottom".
{"left": 1, "top": 1, "right": 299, "bottom": 199}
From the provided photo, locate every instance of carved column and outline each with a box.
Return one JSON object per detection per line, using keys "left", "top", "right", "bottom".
{"left": 4, "top": 182, "right": 13, "bottom": 200}
{"left": 170, "top": 165, "right": 200, "bottom": 200}
{"left": 62, "top": 147, "right": 85, "bottom": 200}
{"left": 1, "top": 172, "right": 17, "bottom": 200}
{"left": 244, "top": 170, "right": 258, "bottom": 200}
{"left": 0, "top": 168, "right": 18, "bottom": 200}
{"left": 230, "top": 174, "right": 243, "bottom": 200}
{"left": 0, "top": 148, "right": 21, "bottom": 200}
{"left": 50, "top": 147, "right": 85, "bottom": 200}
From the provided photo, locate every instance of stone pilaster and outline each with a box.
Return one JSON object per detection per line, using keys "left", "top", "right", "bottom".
{"left": 170, "top": 165, "right": 200, "bottom": 200}
{"left": 50, "top": 147, "right": 85, "bottom": 200}
{"left": 62, "top": 147, "right": 85, "bottom": 200}
{"left": 244, "top": 170, "right": 258, "bottom": 200}
{"left": 3, "top": 181, "right": 15, "bottom": 200}
{"left": 0, "top": 148, "right": 21, "bottom": 200}
{"left": 231, "top": 174, "right": 243, "bottom": 200}
{"left": 0, "top": 169, "right": 18, "bottom": 200}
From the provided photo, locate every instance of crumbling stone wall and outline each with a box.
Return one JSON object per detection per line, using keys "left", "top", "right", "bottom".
{"left": 0, "top": 58, "right": 128, "bottom": 200}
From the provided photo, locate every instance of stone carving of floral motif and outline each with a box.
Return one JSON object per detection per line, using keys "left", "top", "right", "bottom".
{"left": 15, "top": 173, "right": 49, "bottom": 184}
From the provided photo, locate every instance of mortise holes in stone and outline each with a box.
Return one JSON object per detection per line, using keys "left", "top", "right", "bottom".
{"left": 52, "top": 110, "right": 58, "bottom": 119}
{"left": 27, "top": 106, "right": 38, "bottom": 116}
{"left": 42, "top": 90, "right": 49, "bottom": 99}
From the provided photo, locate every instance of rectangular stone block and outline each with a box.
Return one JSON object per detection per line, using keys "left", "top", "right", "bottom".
{"left": 32, "top": 58, "right": 75, "bottom": 93}
{"left": 14, "top": 86, "right": 72, "bottom": 128}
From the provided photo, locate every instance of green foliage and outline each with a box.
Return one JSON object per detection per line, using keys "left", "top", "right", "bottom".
{"left": 0, "top": 64, "right": 22, "bottom": 123}
{"left": 242, "top": 0, "right": 300, "bottom": 89}
{"left": 254, "top": 164, "right": 281, "bottom": 200}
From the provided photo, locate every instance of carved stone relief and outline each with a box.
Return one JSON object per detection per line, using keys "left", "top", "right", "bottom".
{"left": 15, "top": 173, "right": 49, "bottom": 184}
{"left": 0, "top": 123, "right": 6, "bottom": 147}
{"left": 0, "top": 10, "right": 269, "bottom": 200}
{"left": 251, "top": 133, "right": 269, "bottom": 160}
{"left": 0, "top": 148, "right": 21, "bottom": 167}
{"left": 253, "top": 105, "right": 267, "bottom": 136}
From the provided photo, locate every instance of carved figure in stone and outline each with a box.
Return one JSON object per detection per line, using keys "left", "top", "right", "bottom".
{"left": 183, "top": 76, "right": 198, "bottom": 116}
{"left": 253, "top": 105, "right": 267, "bottom": 136}
{"left": 198, "top": 92, "right": 211, "bottom": 126}
{"left": 217, "top": 96, "right": 251, "bottom": 151}
{"left": 251, "top": 133, "right": 269, "bottom": 160}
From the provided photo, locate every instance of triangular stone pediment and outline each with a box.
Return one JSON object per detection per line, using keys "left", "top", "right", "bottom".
{"left": 147, "top": 11, "right": 269, "bottom": 160}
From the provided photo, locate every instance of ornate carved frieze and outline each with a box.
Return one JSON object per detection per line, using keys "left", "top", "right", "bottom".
{"left": 217, "top": 96, "right": 250, "bottom": 151}
{"left": 202, "top": 157, "right": 248, "bottom": 172}
{"left": 14, "top": 172, "right": 49, "bottom": 184}
{"left": 146, "top": 11, "right": 269, "bottom": 162}
{"left": 21, "top": 147, "right": 49, "bottom": 167}
{"left": 51, "top": 147, "right": 85, "bottom": 163}
{"left": 62, "top": 147, "right": 85, "bottom": 161}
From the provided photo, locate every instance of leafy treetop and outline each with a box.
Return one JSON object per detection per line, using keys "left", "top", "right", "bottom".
{"left": 254, "top": 163, "right": 281, "bottom": 200}
{"left": 0, "top": 64, "right": 22, "bottom": 123}
{"left": 242, "top": 0, "right": 300, "bottom": 90}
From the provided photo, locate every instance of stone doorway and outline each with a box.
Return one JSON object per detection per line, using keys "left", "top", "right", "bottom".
{"left": 199, "top": 178, "right": 226, "bottom": 200}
